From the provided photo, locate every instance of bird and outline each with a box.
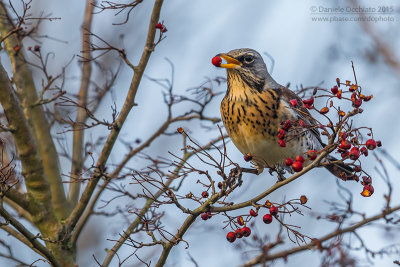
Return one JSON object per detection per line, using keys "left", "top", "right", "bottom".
{"left": 214, "top": 48, "right": 352, "bottom": 179}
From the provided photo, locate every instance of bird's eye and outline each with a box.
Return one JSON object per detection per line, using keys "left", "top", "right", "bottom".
{"left": 244, "top": 55, "right": 254, "bottom": 64}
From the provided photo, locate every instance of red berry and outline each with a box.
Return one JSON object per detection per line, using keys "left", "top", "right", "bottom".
{"left": 302, "top": 97, "right": 314, "bottom": 105}
{"left": 361, "top": 184, "right": 374, "bottom": 197}
{"left": 202, "top": 191, "right": 209, "bottom": 198}
{"left": 341, "top": 151, "right": 349, "bottom": 159}
{"left": 298, "top": 120, "right": 306, "bottom": 127}
{"left": 307, "top": 150, "right": 317, "bottom": 160}
{"left": 250, "top": 209, "right": 258, "bottom": 217}
{"left": 241, "top": 227, "right": 251, "bottom": 237}
{"left": 277, "top": 129, "right": 286, "bottom": 139}
{"left": 353, "top": 98, "right": 362, "bottom": 108}
{"left": 211, "top": 56, "right": 222, "bottom": 67}
{"left": 235, "top": 229, "right": 243, "bottom": 238}
{"left": 292, "top": 161, "right": 303, "bottom": 172}
{"left": 337, "top": 90, "right": 342, "bottom": 99}
{"left": 244, "top": 153, "right": 253, "bottom": 162}
{"left": 340, "top": 140, "right": 352, "bottom": 150}
{"left": 278, "top": 139, "right": 286, "bottom": 147}
{"left": 354, "top": 165, "right": 362, "bottom": 172}
{"left": 349, "top": 147, "right": 360, "bottom": 160}
{"left": 304, "top": 104, "right": 313, "bottom": 109}
{"left": 269, "top": 205, "right": 278, "bottom": 216}
{"left": 300, "top": 195, "right": 308, "bottom": 204}
{"left": 237, "top": 216, "right": 244, "bottom": 226}
{"left": 226, "top": 232, "right": 236, "bottom": 242}
{"left": 290, "top": 99, "right": 298, "bottom": 107}
{"left": 360, "top": 146, "right": 368, "bottom": 156}
{"left": 295, "top": 155, "right": 304, "bottom": 163}
{"left": 201, "top": 213, "right": 209, "bottom": 220}
{"left": 263, "top": 214, "right": 273, "bottom": 224}
{"left": 331, "top": 85, "right": 338, "bottom": 94}
{"left": 155, "top": 22, "right": 163, "bottom": 29}
{"left": 366, "top": 139, "right": 377, "bottom": 150}
{"left": 362, "top": 176, "right": 372, "bottom": 185}
{"left": 285, "top": 158, "right": 293, "bottom": 166}
{"left": 319, "top": 107, "right": 329, "bottom": 114}
{"left": 282, "top": 120, "right": 292, "bottom": 130}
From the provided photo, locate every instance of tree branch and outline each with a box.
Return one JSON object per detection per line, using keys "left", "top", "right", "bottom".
{"left": 241, "top": 204, "right": 400, "bottom": 266}
{"left": 0, "top": 202, "right": 60, "bottom": 266}
{"left": 64, "top": 0, "right": 164, "bottom": 236}
{"left": 0, "top": 5, "right": 69, "bottom": 219}
{"left": 0, "top": 61, "right": 54, "bottom": 217}
{"left": 68, "top": 0, "right": 95, "bottom": 207}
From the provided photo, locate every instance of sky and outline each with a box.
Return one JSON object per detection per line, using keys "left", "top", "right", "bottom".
{"left": 1, "top": 0, "right": 400, "bottom": 266}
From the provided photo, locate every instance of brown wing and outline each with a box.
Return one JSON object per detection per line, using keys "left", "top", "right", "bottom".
{"left": 276, "top": 86, "right": 323, "bottom": 145}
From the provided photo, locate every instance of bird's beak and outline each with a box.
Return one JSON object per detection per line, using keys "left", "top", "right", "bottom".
{"left": 217, "top": 53, "right": 242, "bottom": 68}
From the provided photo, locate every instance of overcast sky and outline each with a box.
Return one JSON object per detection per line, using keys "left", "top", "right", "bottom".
{"left": 1, "top": 0, "right": 400, "bottom": 266}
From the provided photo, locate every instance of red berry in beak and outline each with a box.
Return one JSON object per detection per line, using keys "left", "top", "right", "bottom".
{"left": 226, "top": 232, "right": 236, "bottom": 242}
{"left": 211, "top": 56, "right": 222, "bottom": 67}
{"left": 366, "top": 139, "right": 377, "bottom": 150}
{"left": 241, "top": 227, "right": 251, "bottom": 237}
{"left": 292, "top": 161, "right": 303, "bottom": 172}
{"left": 263, "top": 214, "right": 273, "bottom": 224}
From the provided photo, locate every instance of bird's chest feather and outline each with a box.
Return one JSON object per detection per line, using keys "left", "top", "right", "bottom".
{"left": 220, "top": 87, "right": 307, "bottom": 166}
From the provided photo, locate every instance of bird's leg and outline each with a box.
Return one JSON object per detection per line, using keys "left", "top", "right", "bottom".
{"left": 268, "top": 166, "right": 286, "bottom": 181}
{"left": 240, "top": 167, "right": 259, "bottom": 175}
{"left": 277, "top": 170, "right": 286, "bottom": 182}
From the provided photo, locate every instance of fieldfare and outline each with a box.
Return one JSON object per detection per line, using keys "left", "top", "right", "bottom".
{"left": 214, "top": 48, "right": 352, "bottom": 178}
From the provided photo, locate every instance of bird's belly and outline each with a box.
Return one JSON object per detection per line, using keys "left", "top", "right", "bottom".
{"left": 230, "top": 122, "right": 305, "bottom": 167}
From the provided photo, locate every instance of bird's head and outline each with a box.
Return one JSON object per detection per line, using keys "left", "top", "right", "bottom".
{"left": 215, "top": 48, "right": 272, "bottom": 92}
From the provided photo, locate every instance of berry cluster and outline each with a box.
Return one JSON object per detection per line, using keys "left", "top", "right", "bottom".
{"left": 277, "top": 74, "right": 380, "bottom": 197}
{"left": 226, "top": 200, "right": 284, "bottom": 243}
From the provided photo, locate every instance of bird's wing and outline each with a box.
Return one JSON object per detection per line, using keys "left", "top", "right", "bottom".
{"left": 277, "top": 86, "right": 323, "bottom": 145}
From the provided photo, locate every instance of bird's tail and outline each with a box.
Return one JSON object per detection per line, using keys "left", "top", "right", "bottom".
{"left": 324, "top": 155, "right": 354, "bottom": 180}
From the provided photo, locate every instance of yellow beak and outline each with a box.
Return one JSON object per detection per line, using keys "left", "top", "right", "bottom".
{"left": 217, "top": 53, "right": 242, "bottom": 68}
